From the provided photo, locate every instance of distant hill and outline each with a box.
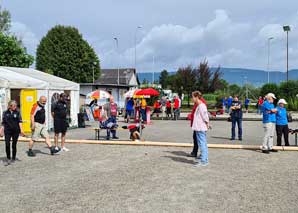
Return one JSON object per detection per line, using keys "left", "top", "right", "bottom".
{"left": 137, "top": 68, "right": 298, "bottom": 87}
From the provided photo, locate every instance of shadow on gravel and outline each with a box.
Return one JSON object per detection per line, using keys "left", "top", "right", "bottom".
{"left": 164, "top": 151, "right": 190, "bottom": 157}
{"left": 0, "top": 157, "right": 8, "bottom": 162}
{"left": 26, "top": 149, "right": 51, "bottom": 156}
{"left": 211, "top": 136, "right": 231, "bottom": 140}
{"left": 163, "top": 156, "right": 195, "bottom": 164}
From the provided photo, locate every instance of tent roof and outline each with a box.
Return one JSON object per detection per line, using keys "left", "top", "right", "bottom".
{"left": 0, "top": 67, "right": 79, "bottom": 91}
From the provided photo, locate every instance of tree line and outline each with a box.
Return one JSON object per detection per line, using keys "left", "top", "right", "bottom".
{"left": 159, "top": 60, "right": 226, "bottom": 106}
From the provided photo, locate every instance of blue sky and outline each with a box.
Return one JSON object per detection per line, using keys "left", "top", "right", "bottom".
{"left": 3, "top": 0, "right": 298, "bottom": 72}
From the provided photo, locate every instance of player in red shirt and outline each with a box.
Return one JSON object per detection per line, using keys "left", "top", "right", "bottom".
{"left": 166, "top": 98, "right": 172, "bottom": 119}
{"left": 173, "top": 96, "right": 180, "bottom": 120}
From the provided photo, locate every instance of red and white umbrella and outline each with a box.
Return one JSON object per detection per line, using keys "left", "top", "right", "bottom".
{"left": 85, "top": 90, "right": 111, "bottom": 105}
{"left": 124, "top": 89, "right": 141, "bottom": 98}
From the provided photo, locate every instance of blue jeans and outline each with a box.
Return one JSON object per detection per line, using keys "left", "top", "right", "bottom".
{"left": 106, "top": 116, "right": 117, "bottom": 138}
{"left": 257, "top": 105, "right": 262, "bottom": 114}
{"left": 174, "top": 108, "right": 180, "bottom": 120}
{"left": 195, "top": 131, "right": 208, "bottom": 164}
{"left": 231, "top": 117, "right": 242, "bottom": 139}
{"left": 140, "top": 108, "right": 146, "bottom": 121}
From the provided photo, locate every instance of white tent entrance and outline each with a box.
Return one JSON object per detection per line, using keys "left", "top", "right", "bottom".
{"left": 0, "top": 67, "right": 80, "bottom": 133}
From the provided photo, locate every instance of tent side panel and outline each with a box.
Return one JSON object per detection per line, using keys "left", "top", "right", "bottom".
{"left": 70, "top": 90, "right": 79, "bottom": 127}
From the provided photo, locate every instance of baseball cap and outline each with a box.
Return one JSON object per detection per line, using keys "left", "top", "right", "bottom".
{"left": 278, "top": 99, "right": 287, "bottom": 105}
{"left": 266, "top": 93, "right": 276, "bottom": 99}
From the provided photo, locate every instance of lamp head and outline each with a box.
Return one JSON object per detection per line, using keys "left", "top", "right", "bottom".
{"left": 283, "top": 25, "right": 291, "bottom": 32}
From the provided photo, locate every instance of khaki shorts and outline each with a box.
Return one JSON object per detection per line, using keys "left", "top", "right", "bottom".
{"left": 32, "top": 122, "right": 49, "bottom": 141}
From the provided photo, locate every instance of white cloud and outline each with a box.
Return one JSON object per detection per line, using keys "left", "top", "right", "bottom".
{"left": 258, "top": 24, "right": 284, "bottom": 40}
{"left": 117, "top": 9, "right": 252, "bottom": 71}
{"left": 10, "top": 22, "right": 39, "bottom": 55}
{"left": 9, "top": 9, "right": 298, "bottom": 73}
{"left": 97, "top": 9, "right": 298, "bottom": 73}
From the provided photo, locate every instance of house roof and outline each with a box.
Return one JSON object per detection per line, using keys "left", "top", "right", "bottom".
{"left": 95, "top": 68, "right": 139, "bottom": 86}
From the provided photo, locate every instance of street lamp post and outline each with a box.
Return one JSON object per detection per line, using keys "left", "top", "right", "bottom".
{"left": 267, "top": 37, "right": 274, "bottom": 84}
{"left": 93, "top": 61, "right": 97, "bottom": 84}
{"left": 152, "top": 55, "right": 155, "bottom": 84}
{"left": 134, "top": 26, "right": 142, "bottom": 72}
{"left": 114, "top": 37, "right": 120, "bottom": 104}
{"left": 114, "top": 37, "right": 120, "bottom": 85}
{"left": 283, "top": 25, "right": 291, "bottom": 83}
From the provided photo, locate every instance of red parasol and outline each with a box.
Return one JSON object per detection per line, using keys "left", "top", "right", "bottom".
{"left": 135, "top": 88, "right": 160, "bottom": 97}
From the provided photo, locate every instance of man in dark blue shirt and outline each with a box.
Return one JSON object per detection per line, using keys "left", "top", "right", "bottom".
{"left": 51, "top": 93, "right": 69, "bottom": 152}
{"left": 230, "top": 96, "right": 243, "bottom": 141}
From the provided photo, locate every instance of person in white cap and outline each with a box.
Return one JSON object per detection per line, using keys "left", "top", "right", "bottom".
{"left": 276, "top": 99, "right": 289, "bottom": 146}
{"left": 261, "top": 93, "right": 278, "bottom": 154}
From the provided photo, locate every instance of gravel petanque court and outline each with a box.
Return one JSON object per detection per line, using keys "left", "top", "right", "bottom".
{"left": 0, "top": 142, "right": 298, "bottom": 212}
{"left": 49, "top": 119, "right": 298, "bottom": 146}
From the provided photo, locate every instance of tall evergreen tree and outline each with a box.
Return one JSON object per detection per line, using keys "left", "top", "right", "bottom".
{"left": 159, "top": 69, "right": 169, "bottom": 89}
{"left": 36, "top": 25, "right": 100, "bottom": 83}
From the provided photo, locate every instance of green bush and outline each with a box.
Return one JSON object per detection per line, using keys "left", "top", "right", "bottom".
{"left": 203, "top": 94, "right": 217, "bottom": 101}
{"left": 260, "top": 83, "right": 280, "bottom": 98}
{"left": 287, "top": 97, "right": 298, "bottom": 111}
{"left": 280, "top": 80, "right": 298, "bottom": 99}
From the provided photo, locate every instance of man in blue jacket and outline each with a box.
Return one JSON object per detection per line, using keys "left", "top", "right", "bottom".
{"left": 262, "top": 93, "right": 278, "bottom": 154}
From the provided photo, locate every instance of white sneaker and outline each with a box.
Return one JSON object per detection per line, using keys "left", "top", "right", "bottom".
{"left": 62, "top": 147, "right": 69, "bottom": 152}
{"left": 194, "top": 162, "right": 208, "bottom": 167}
{"left": 54, "top": 146, "right": 61, "bottom": 154}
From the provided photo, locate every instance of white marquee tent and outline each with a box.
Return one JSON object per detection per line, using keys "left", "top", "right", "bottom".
{"left": 0, "top": 67, "right": 80, "bottom": 131}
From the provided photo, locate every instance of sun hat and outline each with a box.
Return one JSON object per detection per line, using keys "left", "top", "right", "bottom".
{"left": 266, "top": 93, "right": 276, "bottom": 99}
{"left": 278, "top": 99, "right": 287, "bottom": 105}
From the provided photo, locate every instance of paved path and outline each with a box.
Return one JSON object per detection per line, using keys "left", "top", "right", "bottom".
{"left": 0, "top": 143, "right": 298, "bottom": 212}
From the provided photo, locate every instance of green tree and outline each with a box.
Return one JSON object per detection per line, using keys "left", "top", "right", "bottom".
{"left": 0, "top": 32, "right": 34, "bottom": 67}
{"left": 0, "top": 6, "right": 11, "bottom": 34}
{"left": 196, "top": 60, "right": 212, "bottom": 93}
{"left": 194, "top": 60, "right": 224, "bottom": 93}
{"left": 36, "top": 25, "right": 100, "bottom": 83}
{"left": 279, "top": 80, "right": 298, "bottom": 99}
{"left": 228, "top": 84, "right": 241, "bottom": 96}
{"left": 260, "top": 83, "right": 280, "bottom": 98}
{"left": 175, "top": 65, "right": 196, "bottom": 107}
{"left": 142, "top": 78, "right": 149, "bottom": 84}
{"left": 209, "top": 66, "right": 224, "bottom": 92}
{"left": 167, "top": 74, "right": 177, "bottom": 90}
{"left": 219, "top": 79, "right": 229, "bottom": 91}
{"left": 159, "top": 69, "right": 169, "bottom": 89}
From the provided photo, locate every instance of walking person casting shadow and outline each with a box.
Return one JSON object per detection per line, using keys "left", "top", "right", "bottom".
{"left": 0, "top": 100, "right": 25, "bottom": 166}
{"left": 51, "top": 93, "right": 70, "bottom": 152}
{"left": 28, "top": 96, "right": 59, "bottom": 157}
{"left": 191, "top": 91, "right": 210, "bottom": 167}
